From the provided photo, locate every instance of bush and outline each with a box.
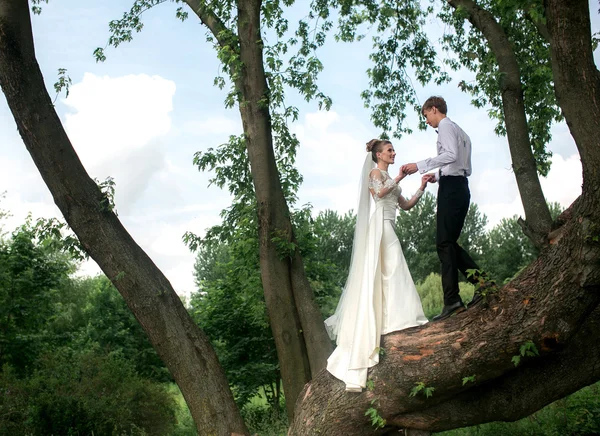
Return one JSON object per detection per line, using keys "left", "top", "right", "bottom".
{"left": 0, "top": 348, "right": 177, "bottom": 435}
{"left": 241, "top": 400, "right": 287, "bottom": 436}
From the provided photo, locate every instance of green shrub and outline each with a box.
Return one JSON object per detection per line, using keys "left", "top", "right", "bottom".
{"left": 0, "top": 348, "right": 177, "bottom": 435}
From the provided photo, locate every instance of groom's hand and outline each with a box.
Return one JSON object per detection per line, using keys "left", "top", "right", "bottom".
{"left": 402, "top": 163, "right": 418, "bottom": 175}
{"left": 425, "top": 173, "right": 437, "bottom": 183}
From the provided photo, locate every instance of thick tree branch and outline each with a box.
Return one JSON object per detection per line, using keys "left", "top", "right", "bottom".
{"left": 184, "top": 0, "right": 233, "bottom": 49}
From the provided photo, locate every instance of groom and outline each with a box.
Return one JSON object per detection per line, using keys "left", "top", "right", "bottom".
{"left": 402, "top": 96, "right": 481, "bottom": 321}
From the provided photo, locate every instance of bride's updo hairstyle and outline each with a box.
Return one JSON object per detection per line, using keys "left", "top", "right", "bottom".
{"left": 366, "top": 139, "right": 391, "bottom": 163}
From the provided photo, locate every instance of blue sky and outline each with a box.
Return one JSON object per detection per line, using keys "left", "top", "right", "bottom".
{"left": 0, "top": 1, "right": 594, "bottom": 297}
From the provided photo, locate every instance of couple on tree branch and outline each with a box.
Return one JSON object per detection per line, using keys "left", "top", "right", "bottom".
{"left": 325, "top": 96, "right": 487, "bottom": 392}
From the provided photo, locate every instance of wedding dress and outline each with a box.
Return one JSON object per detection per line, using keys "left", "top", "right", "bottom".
{"left": 325, "top": 153, "right": 428, "bottom": 392}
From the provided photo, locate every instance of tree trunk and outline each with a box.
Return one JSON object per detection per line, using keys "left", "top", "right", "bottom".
{"left": 0, "top": 2, "right": 248, "bottom": 434}
{"left": 544, "top": 0, "right": 600, "bottom": 185}
{"left": 235, "top": 0, "right": 333, "bottom": 418}
{"left": 182, "top": 6, "right": 333, "bottom": 398}
{"left": 447, "top": 0, "right": 553, "bottom": 247}
{"left": 183, "top": 8, "right": 334, "bottom": 413}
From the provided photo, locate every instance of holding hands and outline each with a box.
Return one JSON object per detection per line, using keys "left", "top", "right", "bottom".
{"left": 401, "top": 163, "right": 418, "bottom": 175}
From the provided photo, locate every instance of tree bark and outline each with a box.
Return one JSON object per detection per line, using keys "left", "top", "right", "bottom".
{"left": 0, "top": 2, "right": 248, "bottom": 434}
{"left": 185, "top": 0, "right": 333, "bottom": 418}
{"left": 447, "top": 0, "right": 553, "bottom": 247}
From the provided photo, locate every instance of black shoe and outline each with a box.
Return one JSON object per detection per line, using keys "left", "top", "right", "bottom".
{"left": 432, "top": 301, "right": 466, "bottom": 321}
{"left": 467, "top": 292, "right": 483, "bottom": 308}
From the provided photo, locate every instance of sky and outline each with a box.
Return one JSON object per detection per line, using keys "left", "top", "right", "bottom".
{"left": 0, "top": 1, "right": 595, "bottom": 298}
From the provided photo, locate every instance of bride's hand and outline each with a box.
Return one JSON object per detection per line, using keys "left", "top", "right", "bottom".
{"left": 396, "top": 168, "right": 407, "bottom": 183}
{"left": 420, "top": 174, "right": 429, "bottom": 190}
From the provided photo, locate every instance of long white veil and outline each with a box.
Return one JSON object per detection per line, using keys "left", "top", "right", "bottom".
{"left": 324, "top": 153, "right": 374, "bottom": 341}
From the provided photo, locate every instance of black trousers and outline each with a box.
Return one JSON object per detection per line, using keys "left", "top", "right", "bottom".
{"left": 436, "top": 176, "right": 479, "bottom": 306}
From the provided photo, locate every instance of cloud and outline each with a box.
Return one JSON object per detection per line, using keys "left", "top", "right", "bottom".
{"left": 540, "top": 153, "right": 582, "bottom": 209}
{"left": 61, "top": 73, "right": 177, "bottom": 213}
{"left": 64, "top": 73, "right": 175, "bottom": 160}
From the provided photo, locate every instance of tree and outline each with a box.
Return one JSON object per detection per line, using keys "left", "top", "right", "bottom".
{"left": 189, "top": 208, "right": 354, "bottom": 410}
{"left": 0, "top": 1, "right": 247, "bottom": 433}
{"left": 191, "top": 237, "right": 281, "bottom": 411}
{"left": 290, "top": 0, "right": 600, "bottom": 431}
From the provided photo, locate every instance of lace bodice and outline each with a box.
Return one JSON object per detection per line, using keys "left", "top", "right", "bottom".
{"left": 369, "top": 169, "right": 401, "bottom": 202}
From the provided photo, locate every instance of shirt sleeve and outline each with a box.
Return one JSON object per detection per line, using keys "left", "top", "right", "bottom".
{"left": 416, "top": 122, "right": 459, "bottom": 173}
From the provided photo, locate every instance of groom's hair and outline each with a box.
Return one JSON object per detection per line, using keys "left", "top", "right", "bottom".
{"left": 422, "top": 96, "right": 447, "bottom": 115}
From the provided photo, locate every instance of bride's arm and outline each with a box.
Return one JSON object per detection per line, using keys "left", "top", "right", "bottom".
{"left": 369, "top": 168, "right": 404, "bottom": 198}
{"left": 397, "top": 175, "right": 429, "bottom": 210}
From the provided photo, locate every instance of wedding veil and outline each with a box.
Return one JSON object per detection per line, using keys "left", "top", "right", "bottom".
{"left": 324, "top": 152, "right": 374, "bottom": 341}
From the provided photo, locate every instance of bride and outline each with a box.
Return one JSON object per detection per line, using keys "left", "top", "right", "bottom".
{"left": 325, "top": 139, "right": 429, "bottom": 392}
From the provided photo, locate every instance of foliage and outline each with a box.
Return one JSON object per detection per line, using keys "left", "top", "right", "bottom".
{"left": 96, "top": 176, "right": 118, "bottom": 215}
{"left": 438, "top": 0, "right": 560, "bottom": 175}
{"left": 0, "top": 224, "right": 72, "bottom": 375}
{"left": 166, "top": 384, "right": 197, "bottom": 436}
{"left": 190, "top": 236, "right": 280, "bottom": 408}
{"left": 189, "top": 207, "right": 354, "bottom": 406}
{"left": 30, "top": 0, "right": 49, "bottom": 15}
{"left": 0, "top": 212, "right": 178, "bottom": 434}
{"left": 295, "top": 209, "right": 355, "bottom": 317}
{"left": 74, "top": 275, "right": 171, "bottom": 381}
{"left": 0, "top": 349, "right": 177, "bottom": 436}
{"left": 410, "top": 381, "right": 435, "bottom": 398}
{"left": 480, "top": 203, "right": 562, "bottom": 284}
{"left": 462, "top": 375, "right": 476, "bottom": 386}
{"left": 512, "top": 340, "right": 540, "bottom": 367}
{"left": 330, "top": 0, "right": 449, "bottom": 138}
{"left": 327, "top": 0, "right": 560, "bottom": 175}
{"left": 365, "top": 398, "right": 386, "bottom": 429}
{"left": 53, "top": 68, "right": 72, "bottom": 103}
{"left": 240, "top": 390, "right": 288, "bottom": 436}
{"left": 395, "top": 192, "right": 439, "bottom": 282}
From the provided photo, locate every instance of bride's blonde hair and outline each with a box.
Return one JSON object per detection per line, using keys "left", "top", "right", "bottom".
{"left": 366, "top": 139, "right": 391, "bottom": 163}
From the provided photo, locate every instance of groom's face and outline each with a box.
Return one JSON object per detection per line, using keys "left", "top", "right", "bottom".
{"left": 423, "top": 107, "right": 440, "bottom": 128}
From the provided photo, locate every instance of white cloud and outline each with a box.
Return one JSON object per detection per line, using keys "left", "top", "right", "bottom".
{"left": 64, "top": 73, "right": 175, "bottom": 164}
{"left": 540, "top": 153, "right": 582, "bottom": 209}
{"left": 61, "top": 73, "right": 177, "bottom": 213}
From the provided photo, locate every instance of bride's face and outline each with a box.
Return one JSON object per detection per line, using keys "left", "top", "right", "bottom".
{"left": 377, "top": 144, "right": 396, "bottom": 165}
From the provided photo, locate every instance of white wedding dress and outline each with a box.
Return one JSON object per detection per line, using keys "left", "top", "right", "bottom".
{"left": 325, "top": 155, "right": 428, "bottom": 392}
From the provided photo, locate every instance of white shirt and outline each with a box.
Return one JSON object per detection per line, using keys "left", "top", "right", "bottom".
{"left": 416, "top": 117, "right": 472, "bottom": 178}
